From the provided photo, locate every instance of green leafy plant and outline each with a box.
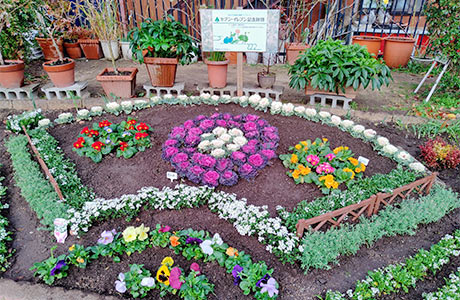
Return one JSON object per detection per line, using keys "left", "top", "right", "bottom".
{"left": 128, "top": 15, "right": 198, "bottom": 64}
{"left": 422, "top": 267, "right": 460, "bottom": 300}
{"left": 30, "top": 246, "right": 69, "bottom": 285}
{"left": 6, "top": 110, "right": 44, "bottom": 133}
{"left": 118, "top": 264, "right": 155, "bottom": 298}
{"left": 207, "top": 52, "right": 226, "bottom": 62}
{"left": 288, "top": 39, "right": 392, "bottom": 93}
{"left": 0, "top": 166, "right": 13, "bottom": 272}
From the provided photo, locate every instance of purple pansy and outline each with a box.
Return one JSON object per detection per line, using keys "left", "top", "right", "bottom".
{"left": 256, "top": 273, "right": 271, "bottom": 288}
{"left": 186, "top": 237, "right": 203, "bottom": 245}
{"left": 232, "top": 265, "right": 244, "bottom": 286}
{"left": 97, "top": 229, "right": 116, "bottom": 245}
{"left": 50, "top": 260, "right": 66, "bottom": 276}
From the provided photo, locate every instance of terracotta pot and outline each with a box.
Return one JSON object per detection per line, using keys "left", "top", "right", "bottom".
{"left": 383, "top": 37, "right": 415, "bottom": 68}
{"left": 96, "top": 67, "right": 138, "bottom": 98}
{"left": 257, "top": 72, "right": 276, "bottom": 89}
{"left": 352, "top": 36, "right": 382, "bottom": 57}
{"left": 43, "top": 59, "right": 75, "bottom": 88}
{"left": 285, "top": 43, "right": 309, "bottom": 65}
{"left": 35, "top": 37, "right": 64, "bottom": 61}
{"left": 225, "top": 52, "right": 246, "bottom": 65}
{"left": 63, "top": 42, "right": 82, "bottom": 59}
{"left": 0, "top": 60, "right": 25, "bottom": 88}
{"left": 205, "top": 59, "right": 229, "bottom": 88}
{"left": 305, "top": 84, "right": 357, "bottom": 99}
{"left": 144, "top": 57, "right": 178, "bottom": 87}
{"left": 78, "top": 39, "right": 103, "bottom": 59}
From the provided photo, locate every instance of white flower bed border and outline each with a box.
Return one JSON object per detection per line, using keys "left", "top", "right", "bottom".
{"left": 37, "top": 94, "right": 427, "bottom": 261}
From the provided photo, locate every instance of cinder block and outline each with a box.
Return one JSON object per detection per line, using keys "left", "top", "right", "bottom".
{"left": 0, "top": 100, "right": 12, "bottom": 109}
{"left": 309, "top": 94, "right": 353, "bottom": 110}
{"left": 0, "top": 84, "right": 39, "bottom": 100}
{"left": 197, "top": 84, "right": 238, "bottom": 97}
{"left": 41, "top": 81, "right": 89, "bottom": 100}
{"left": 197, "top": 84, "right": 284, "bottom": 101}
{"left": 143, "top": 82, "right": 185, "bottom": 97}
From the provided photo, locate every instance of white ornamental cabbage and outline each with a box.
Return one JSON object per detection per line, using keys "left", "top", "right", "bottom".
{"left": 282, "top": 103, "right": 294, "bottom": 114}
{"left": 177, "top": 95, "right": 188, "bottom": 101}
{"left": 77, "top": 109, "right": 89, "bottom": 117}
{"left": 211, "top": 148, "right": 226, "bottom": 158}
{"left": 318, "top": 111, "right": 331, "bottom": 119}
{"left": 221, "top": 94, "right": 231, "bottom": 100}
{"left": 229, "top": 128, "right": 243, "bottom": 137}
{"left": 198, "top": 140, "right": 211, "bottom": 150}
{"left": 38, "top": 118, "right": 51, "bottom": 127}
{"left": 200, "top": 93, "right": 211, "bottom": 99}
{"left": 305, "top": 108, "right": 317, "bottom": 117}
{"left": 212, "top": 126, "right": 227, "bottom": 136}
{"left": 294, "top": 105, "right": 306, "bottom": 114}
{"left": 249, "top": 94, "right": 261, "bottom": 105}
{"left": 163, "top": 93, "right": 173, "bottom": 99}
{"left": 271, "top": 101, "right": 282, "bottom": 112}
{"left": 120, "top": 100, "right": 133, "bottom": 108}
{"left": 134, "top": 99, "right": 148, "bottom": 105}
{"left": 331, "top": 115, "right": 341, "bottom": 126}
{"left": 226, "top": 143, "right": 240, "bottom": 152}
{"left": 341, "top": 119, "right": 354, "bottom": 128}
{"left": 377, "top": 136, "right": 390, "bottom": 147}
{"left": 201, "top": 133, "right": 213, "bottom": 140}
{"left": 211, "top": 95, "right": 220, "bottom": 102}
{"left": 409, "top": 162, "right": 426, "bottom": 172}
{"left": 397, "top": 151, "right": 412, "bottom": 161}
{"left": 233, "top": 136, "right": 248, "bottom": 147}
{"left": 259, "top": 97, "right": 270, "bottom": 108}
{"left": 383, "top": 144, "right": 398, "bottom": 155}
{"left": 352, "top": 124, "right": 365, "bottom": 133}
{"left": 363, "top": 129, "right": 377, "bottom": 139}
{"left": 211, "top": 139, "right": 225, "bottom": 148}
{"left": 239, "top": 95, "right": 248, "bottom": 104}
{"left": 58, "top": 112, "right": 73, "bottom": 120}
{"left": 91, "top": 106, "right": 103, "bottom": 113}
{"left": 219, "top": 133, "right": 232, "bottom": 143}
{"left": 150, "top": 96, "right": 161, "bottom": 103}
{"left": 106, "top": 102, "right": 120, "bottom": 110}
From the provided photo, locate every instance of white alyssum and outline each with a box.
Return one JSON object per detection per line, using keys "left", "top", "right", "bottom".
{"left": 377, "top": 136, "right": 390, "bottom": 147}
{"left": 38, "top": 118, "right": 51, "bottom": 127}
{"left": 363, "top": 129, "right": 377, "bottom": 139}
{"left": 383, "top": 144, "right": 398, "bottom": 155}
{"left": 341, "top": 119, "right": 354, "bottom": 128}
{"left": 331, "top": 115, "right": 341, "bottom": 126}
{"left": 352, "top": 124, "right": 365, "bottom": 133}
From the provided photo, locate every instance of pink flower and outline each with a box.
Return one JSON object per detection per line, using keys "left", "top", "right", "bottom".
{"left": 199, "top": 119, "right": 215, "bottom": 130}
{"left": 203, "top": 170, "right": 220, "bottom": 186}
{"left": 188, "top": 127, "right": 202, "bottom": 136}
{"left": 183, "top": 120, "right": 194, "bottom": 129}
{"left": 260, "top": 149, "right": 276, "bottom": 160}
{"left": 216, "top": 119, "right": 227, "bottom": 127}
{"left": 190, "top": 165, "right": 205, "bottom": 175}
{"left": 325, "top": 153, "right": 336, "bottom": 161}
{"left": 169, "top": 267, "right": 183, "bottom": 289}
{"left": 243, "top": 121, "right": 257, "bottom": 132}
{"left": 164, "top": 147, "right": 179, "bottom": 158}
{"left": 164, "top": 139, "right": 178, "bottom": 147}
{"left": 245, "top": 114, "right": 259, "bottom": 122}
{"left": 199, "top": 155, "right": 216, "bottom": 168}
{"left": 190, "top": 263, "right": 201, "bottom": 274}
{"left": 159, "top": 225, "right": 171, "bottom": 233}
{"left": 316, "top": 162, "right": 335, "bottom": 174}
{"left": 248, "top": 154, "right": 265, "bottom": 168}
{"left": 306, "top": 155, "right": 320, "bottom": 166}
{"left": 172, "top": 152, "right": 188, "bottom": 164}
{"left": 171, "top": 127, "right": 185, "bottom": 138}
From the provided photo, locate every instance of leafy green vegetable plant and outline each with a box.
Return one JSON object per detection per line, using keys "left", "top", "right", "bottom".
{"left": 128, "top": 15, "right": 198, "bottom": 64}
{"left": 289, "top": 39, "right": 392, "bottom": 93}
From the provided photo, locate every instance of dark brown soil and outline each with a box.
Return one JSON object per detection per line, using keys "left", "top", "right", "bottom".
{"left": 1, "top": 106, "right": 460, "bottom": 300}
{"left": 46, "top": 58, "right": 73, "bottom": 66}
{"left": 102, "top": 71, "right": 133, "bottom": 76}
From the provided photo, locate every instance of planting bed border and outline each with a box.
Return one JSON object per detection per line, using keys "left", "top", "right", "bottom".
{"left": 295, "top": 172, "right": 438, "bottom": 237}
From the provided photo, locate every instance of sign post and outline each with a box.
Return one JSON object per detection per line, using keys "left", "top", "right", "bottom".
{"left": 200, "top": 9, "right": 279, "bottom": 96}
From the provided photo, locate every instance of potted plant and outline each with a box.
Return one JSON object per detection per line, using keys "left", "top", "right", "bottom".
{"left": 289, "top": 39, "right": 392, "bottom": 99}
{"left": 63, "top": 26, "right": 83, "bottom": 59}
{"left": 37, "top": 3, "right": 75, "bottom": 88}
{"left": 120, "top": 36, "right": 132, "bottom": 60}
{"left": 383, "top": 36, "right": 415, "bottom": 68}
{"left": 77, "top": 28, "right": 103, "bottom": 60}
{"left": 0, "top": 0, "right": 28, "bottom": 88}
{"left": 258, "top": 54, "right": 276, "bottom": 89}
{"left": 204, "top": 52, "right": 229, "bottom": 88}
{"left": 129, "top": 15, "right": 198, "bottom": 87}
{"left": 352, "top": 35, "right": 382, "bottom": 57}
{"left": 80, "top": 0, "right": 137, "bottom": 98}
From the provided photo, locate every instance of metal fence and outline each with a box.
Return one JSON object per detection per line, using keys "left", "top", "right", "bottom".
{"left": 117, "top": 0, "right": 429, "bottom": 51}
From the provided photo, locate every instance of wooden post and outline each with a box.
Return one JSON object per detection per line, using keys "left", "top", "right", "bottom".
{"left": 22, "top": 126, "right": 65, "bottom": 202}
{"left": 119, "top": 0, "right": 129, "bottom": 36}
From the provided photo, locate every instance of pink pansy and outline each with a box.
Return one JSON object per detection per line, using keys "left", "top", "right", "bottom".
{"left": 190, "top": 263, "right": 201, "bottom": 274}
{"left": 169, "top": 267, "right": 183, "bottom": 289}
{"left": 159, "top": 225, "right": 171, "bottom": 233}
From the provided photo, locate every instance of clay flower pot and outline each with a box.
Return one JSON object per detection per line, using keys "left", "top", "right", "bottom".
{"left": 78, "top": 39, "right": 103, "bottom": 60}
{"left": 383, "top": 37, "right": 415, "bottom": 68}
{"left": 35, "top": 37, "right": 64, "bottom": 61}
{"left": 257, "top": 72, "right": 276, "bottom": 89}
{"left": 96, "top": 67, "right": 138, "bottom": 98}
{"left": 305, "top": 84, "right": 357, "bottom": 99}
{"left": 285, "top": 43, "right": 309, "bottom": 65}
{"left": 224, "top": 52, "right": 246, "bottom": 65}
{"left": 144, "top": 57, "right": 178, "bottom": 87}
{"left": 64, "top": 42, "right": 82, "bottom": 59}
{"left": 43, "top": 59, "right": 76, "bottom": 88}
{"left": 352, "top": 36, "right": 382, "bottom": 57}
{"left": 0, "top": 60, "right": 25, "bottom": 88}
{"left": 205, "top": 59, "right": 229, "bottom": 88}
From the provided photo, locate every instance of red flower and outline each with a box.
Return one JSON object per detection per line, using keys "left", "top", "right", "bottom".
{"left": 127, "top": 119, "right": 137, "bottom": 125}
{"left": 99, "top": 120, "right": 112, "bottom": 128}
{"left": 88, "top": 130, "right": 99, "bottom": 137}
{"left": 136, "top": 122, "right": 149, "bottom": 131}
{"left": 80, "top": 127, "right": 90, "bottom": 135}
{"left": 128, "top": 125, "right": 135, "bottom": 130}
{"left": 119, "top": 141, "right": 128, "bottom": 151}
{"left": 73, "top": 137, "right": 85, "bottom": 149}
{"left": 135, "top": 132, "right": 148, "bottom": 140}
{"left": 91, "top": 141, "right": 104, "bottom": 151}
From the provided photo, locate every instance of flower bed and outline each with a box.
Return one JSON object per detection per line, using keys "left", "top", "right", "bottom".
{"left": 422, "top": 267, "right": 460, "bottom": 300}
{"left": 162, "top": 113, "right": 279, "bottom": 187}
{"left": 73, "top": 118, "right": 152, "bottom": 163}
{"left": 0, "top": 166, "right": 13, "bottom": 272}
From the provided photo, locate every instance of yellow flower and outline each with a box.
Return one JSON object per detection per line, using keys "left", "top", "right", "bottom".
{"left": 333, "top": 146, "right": 343, "bottom": 154}
{"left": 226, "top": 247, "right": 239, "bottom": 257}
{"left": 136, "top": 224, "right": 150, "bottom": 241}
{"left": 355, "top": 167, "right": 362, "bottom": 173}
{"left": 322, "top": 138, "right": 328, "bottom": 142}
{"left": 300, "top": 141, "right": 308, "bottom": 147}
{"left": 383, "top": 0, "right": 389, "bottom": 5}
{"left": 122, "top": 226, "right": 137, "bottom": 243}
{"left": 298, "top": 164, "right": 311, "bottom": 175}
{"left": 343, "top": 168, "right": 355, "bottom": 179}
{"left": 319, "top": 174, "right": 338, "bottom": 189}
{"left": 156, "top": 265, "right": 170, "bottom": 286}
{"left": 292, "top": 169, "right": 301, "bottom": 179}
{"left": 161, "top": 257, "right": 174, "bottom": 267}
{"left": 295, "top": 144, "right": 302, "bottom": 150}
{"left": 348, "top": 157, "right": 359, "bottom": 166}
{"left": 290, "top": 154, "right": 298, "bottom": 164}
{"left": 360, "top": 163, "right": 366, "bottom": 172}
{"left": 76, "top": 257, "right": 84, "bottom": 264}
{"left": 69, "top": 245, "right": 75, "bottom": 252}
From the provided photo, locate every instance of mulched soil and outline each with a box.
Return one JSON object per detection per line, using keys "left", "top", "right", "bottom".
{"left": 0, "top": 106, "right": 459, "bottom": 300}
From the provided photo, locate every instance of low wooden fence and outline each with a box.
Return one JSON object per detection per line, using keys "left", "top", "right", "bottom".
{"left": 295, "top": 172, "right": 438, "bottom": 238}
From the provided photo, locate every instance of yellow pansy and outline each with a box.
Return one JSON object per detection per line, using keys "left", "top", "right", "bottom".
{"left": 69, "top": 245, "right": 75, "bottom": 252}
{"left": 161, "top": 257, "right": 174, "bottom": 267}
{"left": 76, "top": 257, "right": 84, "bottom": 264}
{"left": 322, "top": 138, "right": 328, "bottom": 142}
{"left": 122, "top": 226, "right": 137, "bottom": 243}
{"left": 156, "top": 265, "right": 170, "bottom": 286}
{"left": 136, "top": 224, "right": 150, "bottom": 241}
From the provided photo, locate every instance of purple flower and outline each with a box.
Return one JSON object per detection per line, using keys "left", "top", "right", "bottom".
{"left": 159, "top": 225, "right": 171, "bottom": 233}
{"left": 194, "top": 115, "right": 206, "bottom": 122}
{"left": 245, "top": 114, "right": 260, "bottom": 122}
{"left": 260, "top": 149, "right": 276, "bottom": 160}
{"left": 231, "top": 151, "right": 247, "bottom": 165}
{"left": 188, "top": 127, "right": 203, "bottom": 136}
{"left": 190, "top": 262, "right": 201, "bottom": 274}
{"left": 219, "top": 171, "right": 238, "bottom": 186}
{"left": 177, "top": 161, "right": 191, "bottom": 175}
{"left": 248, "top": 154, "right": 266, "bottom": 169}
{"left": 256, "top": 274, "right": 271, "bottom": 288}
{"left": 233, "top": 115, "right": 242, "bottom": 121}
{"left": 263, "top": 126, "right": 277, "bottom": 133}
{"left": 164, "top": 139, "right": 178, "bottom": 147}
{"left": 216, "top": 158, "right": 233, "bottom": 172}
{"left": 247, "top": 139, "right": 259, "bottom": 147}
{"left": 50, "top": 260, "right": 66, "bottom": 276}
{"left": 228, "top": 120, "right": 240, "bottom": 128}
{"left": 186, "top": 237, "right": 203, "bottom": 245}
{"left": 232, "top": 265, "right": 243, "bottom": 285}
{"left": 183, "top": 147, "right": 196, "bottom": 154}
{"left": 260, "top": 278, "right": 279, "bottom": 297}
{"left": 245, "top": 130, "right": 260, "bottom": 139}
{"left": 185, "top": 135, "right": 200, "bottom": 146}
{"left": 263, "top": 132, "right": 280, "bottom": 142}
{"left": 97, "top": 230, "right": 116, "bottom": 245}
{"left": 202, "top": 170, "right": 220, "bottom": 187}
{"left": 172, "top": 152, "right": 188, "bottom": 164}
{"left": 170, "top": 267, "right": 183, "bottom": 290}
{"left": 216, "top": 119, "right": 227, "bottom": 127}
{"left": 163, "top": 147, "right": 179, "bottom": 158}
{"left": 199, "top": 155, "right": 216, "bottom": 168}
{"left": 192, "top": 152, "right": 205, "bottom": 164}
{"left": 257, "top": 119, "right": 268, "bottom": 127}
{"left": 183, "top": 120, "right": 194, "bottom": 129}
{"left": 239, "top": 163, "right": 256, "bottom": 179}
{"left": 243, "top": 121, "right": 257, "bottom": 132}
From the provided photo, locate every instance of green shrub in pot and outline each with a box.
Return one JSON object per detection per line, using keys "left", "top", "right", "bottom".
{"left": 288, "top": 39, "right": 392, "bottom": 94}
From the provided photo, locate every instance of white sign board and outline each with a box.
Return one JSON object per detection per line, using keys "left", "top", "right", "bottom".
{"left": 200, "top": 9, "right": 280, "bottom": 53}
{"left": 358, "top": 156, "right": 370, "bottom": 166}
{"left": 166, "top": 171, "right": 178, "bottom": 182}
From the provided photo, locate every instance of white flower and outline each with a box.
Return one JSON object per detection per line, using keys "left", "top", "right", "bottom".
{"left": 91, "top": 106, "right": 103, "bottom": 113}
{"left": 200, "top": 93, "right": 211, "bottom": 99}
{"left": 120, "top": 100, "right": 133, "bottom": 108}
{"left": 282, "top": 103, "right": 294, "bottom": 113}
{"left": 210, "top": 148, "right": 225, "bottom": 158}
{"left": 198, "top": 140, "right": 210, "bottom": 150}
{"left": 211, "top": 139, "right": 225, "bottom": 148}
{"left": 226, "top": 144, "right": 240, "bottom": 152}
{"left": 58, "top": 112, "right": 72, "bottom": 120}
{"left": 140, "top": 277, "right": 155, "bottom": 287}
{"left": 233, "top": 136, "right": 248, "bottom": 146}
{"left": 164, "top": 93, "right": 173, "bottom": 99}
{"left": 229, "top": 128, "right": 243, "bottom": 137}
{"left": 239, "top": 95, "right": 248, "bottom": 104}
{"left": 200, "top": 240, "right": 214, "bottom": 255}
{"left": 212, "top": 127, "right": 227, "bottom": 136}
{"left": 177, "top": 95, "right": 188, "bottom": 101}
{"left": 106, "top": 102, "right": 120, "bottom": 110}
{"left": 409, "top": 162, "right": 426, "bottom": 172}
{"left": 134, "top": 99, "right": 147, "bottom": 105}
{"left": 397, "top": 151, "right": 412, "bottom": 161}
{"left": 331, "top": 115, "right": 341, "bottom": 126}
{"left": 259, "top": 97, "right": 270, "bottom": 108}
{"left": 305, "top": 108, "right": 317, "bottom": 117}
{"left": 249, "top": 94, "right": 261, "bottom": 105}
{"left": 352, "top": 124, "right": 365, "bottom": 133}
{"left": 294, "top": 106, "right": 306, "bottom": 114}
{"left": 77, "top": 109, "right": 89, "bottom": 116}
{"left": 383, "top": 144, "right": 398, "bottom": 155}
{"left": 319, "top": 111, "right": 331, "bottom": 119}
{"left": 38, "top": 118, "right": 51, "bottom": 127}
{"left": 341, "top": 119, "right": 354, "bottom": 128}
{"left": 211, "top": 95, "right": 220, "bottom": 102}
{"left": 271, "top": 101, "right": 282, "bottom": 111}
{"left": 363, "top": 129, "right": 377, "bottom": 139}
{"left": 219, "top": 133, "right": 232, "bottom": 143}
{"left": 212, "top": 233, "right": 223, "bottom": 245}
{"left": 377, "top": 136, "right": 390, "bottom": 147}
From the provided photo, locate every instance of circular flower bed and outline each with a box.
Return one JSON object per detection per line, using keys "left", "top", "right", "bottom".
{"left": 279, "top": 138, "right": 366, "bottom": 194}
{"left": 162, "top": 113, "right": 279, "bottom": 187}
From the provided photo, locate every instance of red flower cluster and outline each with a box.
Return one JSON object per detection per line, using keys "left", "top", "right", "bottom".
{"left": 136, "top": 122, "right": 149, "bottom": 131}
{"left": 420, "top": 137, "right": 460, "bottom": 169}
{"left": 119, "top": 141, "right": 128, "bottom": 151}
{"left": 80, "top": 127, "right": 90, "bottom": 135}
{"left": 135, "top": 132, "right": 149, "bottom": 140}
{"left": 127, "top": 119, "right": 137, "bottom": 125}
{"left": 99, "top": 120, "right": 112, "bottom": 128}
{"left": 92, "top": 141, "right": 105, "bottom": 151}
{"left": 73, "top": 137, "right": 85, "bottom": 149}
{"left": 80, "top": 127, "right": 99, "bottom": 137}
